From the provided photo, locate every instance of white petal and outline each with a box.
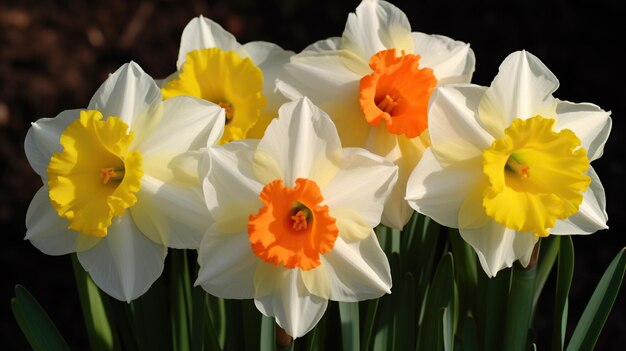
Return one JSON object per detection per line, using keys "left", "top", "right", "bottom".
{"left": 320, "top": 234, "right": 391, "bottom": 301}
{"left": 411, "top": 32, "right": 475, "bottom": 85}
{"left": 478, "top": 51, "right": 559, "bottom": 137}
{"left": 77, "top": 213, "right": 167, "bottom": 302}
{"left": 342, "top": 0, "right": 413, "bottom": 62}
{"left": 428, "top": 85, "right": 492, "bottom": 166}
{"left": 136, "top": 96, "right": 225, "bottom": 160}
{"left": 406, "top": 148, "right": 484, "bottom": 228}
{"left": 195, "top": 232, "right": 257, "bottom": 299}
{"left": 24, "top": 109, "right": 81, "bottom": 180}
{"left": 254, "top": 266, "right": 328, "bottom": 338}
{"left": 130, "top": 175, "right": 210, "bottom": 249}
{"left": 323, "top": 148, "right": 397, "bottom": 227}
{"left": 552, "top": 166, "right": 608, "bottom": 235}
{"left": 254, "top": 98, "right": 342, "bottom": 187}
{"left": 88, "top": 62, "right": 162, "bottom": 141}
{"left": 203, "top": 140, "right": 263, "bottom": 218}
{"left": 286, "top": 39, "right": 361, "bottom": 102}
{"left": 555, "top": 100, "right": 612, "bottom": 162}
{"left": 460, "top": 222, "right": 538, "bottom": 278}
{"left": 25, "top": 186, "right": 100, "bottom": 255}
{"left": 177, "top": 16, "right": 241, "bottom": 70}
{"left": 242, "top": 41, "right": 294, "bottom": 111}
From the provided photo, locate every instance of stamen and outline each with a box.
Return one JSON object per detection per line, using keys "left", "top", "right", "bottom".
{"left": 291, "top": 210, "right": 308, "bottom": 231}
{"left": 377, "top": 95, "right": 398, "bottom": 114}
{"left": 100, "top": 167, "right": 125, "bottom": 184}
{"left": 218, "top": 101, "right": 234, "bottom": 122}
{"left": 505, "top": 154, "right": 530, "bottom": 179}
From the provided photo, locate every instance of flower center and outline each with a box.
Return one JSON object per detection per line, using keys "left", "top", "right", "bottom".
{"left": 161, "top": 47, "right": 266, "bottom": 144}
{"left": 359, "top": 48, "right": 437, "bottom": 138}
{"left": 248, "top": 178, "right": 339, "bottom": 271}
{"left": 505, "top": 153, "right": 530, "bottom": 179}
{"left": 482, "top": 116, "right": 591, "bottom": 237}
{"left": 218, "top": 101, "right": 234, "bottom": 122}
{"left": 46, "top": 110, "right": 143, "bottom": 237}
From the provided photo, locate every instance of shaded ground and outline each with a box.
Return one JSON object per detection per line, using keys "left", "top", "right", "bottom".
{"left": 2, "top": 0, "right": 625, "bottom": 349}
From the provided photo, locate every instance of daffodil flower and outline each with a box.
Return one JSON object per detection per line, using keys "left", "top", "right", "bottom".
{"left": 195, "top": 97, "right": 397, "bottom": 338}
{"left": 406, "top": 51, "right": 611, "bottom": 277}
{"left": 162, "top": 16, "right": 294, "bottom": 143}
{"left": 24, "top": 62, "right": 225, "bottom": 301}
{"left": 278, "top": 0, "right": 475, "bottom": 228}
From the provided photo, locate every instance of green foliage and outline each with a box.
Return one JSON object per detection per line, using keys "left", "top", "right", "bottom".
{"left": 12, "top": 219, "right": 625, "bottom": 350}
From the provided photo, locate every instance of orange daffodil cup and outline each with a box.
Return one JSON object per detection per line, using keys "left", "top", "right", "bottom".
{"left": 278, "top": 0, "right": 475, "bottom": 228}
{"left": 24, "top": 62, "right": 225, "bottom": 301}
{"left": 162, "top": 15, "right": 294, "bottom": 144}
{"left": 406, "top": 51, "right": 611, "bottom": 277}
{"left": 195, "top": 97, "right": 398, "bottom": 338}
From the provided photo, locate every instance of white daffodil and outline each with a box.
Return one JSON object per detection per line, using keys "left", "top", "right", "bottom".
{"left": 278, "top": 0, "right": 475, "bottom": 228}
{"left": 406, "top": 51, "right": 611, "bottom": 277}
{"left": 161, "top": 15, "right": 294, "bottom": 143}
{"left": 195, "top": 97, "right": 397, "bottom": 338}
{"left": 24, "top": 62, "right": 224, "bottom": 301}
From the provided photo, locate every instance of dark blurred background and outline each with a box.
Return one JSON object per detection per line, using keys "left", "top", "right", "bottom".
{"left": 1, "top": 0, "right": 624, "bottom": 349}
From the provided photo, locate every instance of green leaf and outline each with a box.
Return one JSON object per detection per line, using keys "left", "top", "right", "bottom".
{"left": 373, "top": 253, "right": 400, "bottom": 350}
{"left": 394, "top": 273, "right": 416, "bottom": 351}
{"left": 170, "top": 249, "right": 191, "bottom": 351}
{"left": 207, "top": 294, "right": 226, "bottom": 348}
{"left": 71, "top": 254, "right": 117, "bottom": 351}
{"left": 567, "top": 247, "right": 626, "bottom": 351}
{"left": 459, "top": 314, "right": 479, "bottom": 351}
{"left": 448, "top": 228, "right": 478, "bottom": 322}
{"left": 478, "top": 268, "right": 510, "bottom": 351}
{"left": 224, "top": 299, "right": 245, "bottom": 350}
{"left": 361, "top": 296, "right": 379, "bottom": 350}
{"left": 130, "top": 273, "right": 172, "bottom": 351}
{"left": 260, "top": 315, "right": 276, "bottom": 351}
{"left": 441, "top": 307, "right": 453, "bottom": 351}
{"left": 533, "top": 235, "right": 560, "bottom": 310}
{"left": 417, "top": 253, "right": 458, "bottom": 351}
{"left": 503, "top": 256, "right": 538, "bottom": 351}
{"left": 339, "top": 302, "right": 359, "bottom": 351}
{"left": 11, "top": 285, "right": 71, "bottom": 351}
{"left": 304, "top": 312, "right": 326, "bottom": 351}
{"left": 242, "top": 299, "right": 262, "bottom": 350}
{"left": 552, "top": 236, "right": 574, "bottom": 351}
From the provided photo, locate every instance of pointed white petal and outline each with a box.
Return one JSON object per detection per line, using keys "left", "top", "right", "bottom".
{"left": 177, "top": 16, "right": 241, "bottom": 70}
{"left": 77, "top": 213, "right": 167, "bottom": 302}
{"left": 321, "top": 234, "right": 391, "bottom": 301}
{"left": 88, "top": 62, "right": 162, "bottom": 141}
{"left": 254, "top": 266, "right": 328, "bottom": 338}
{"left": 406, "top": 148, "right": 484, "bottom": 228}
{"left": 411, "top": 32, "right": 475, "bottom": 84}
{"left": 203, "top": 140, "right": 263, "bottom": 218}
{"left": 242, "top": 41, "right": 294, "bottom": 111}
{"left": 342, "top": 0, "right": 413, "bottom": 62}
{"left": 254, "top": 98, "right": 342, "bottom": 187}
{"left": 428, "top": 85, "right": 492, "bottom": 166}
{"left": 286, "top": 40, "right": 361, "bottom": 102}
{"left": 130, "top": 175, "right": 210, "bottom": 249}
{"left": 376, "top": 132, "right": 425, "bottom": 228}
{"left": 478, "top": 51, "right": 559, "bottom": 137}
{"left": 555, "top": 100, "right": 612, "bottom": 162}
{"left": 460, "top": 222, "right": 538, "bottom": 278}
{"left": 195, "top": 232, "right": 257, "bottom": 299}
{"left": 137, "top": 96, "right": 225, "bottom": 159}
{"left": 552, "top": 166, "right": 608, "bottom": 235}
{"left": 24, "top": 109, "right": 81, "bottom": 180}
{"left": 323, "top": 148, "right": 397, "bottom": 227}
{"left": 25, "top": 186, "right": 100, "bottom": 255}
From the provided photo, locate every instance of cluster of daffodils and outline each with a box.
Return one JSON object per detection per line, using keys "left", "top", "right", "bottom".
{"left": 24, "top": 0, "right": 610, "bottom": 338}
